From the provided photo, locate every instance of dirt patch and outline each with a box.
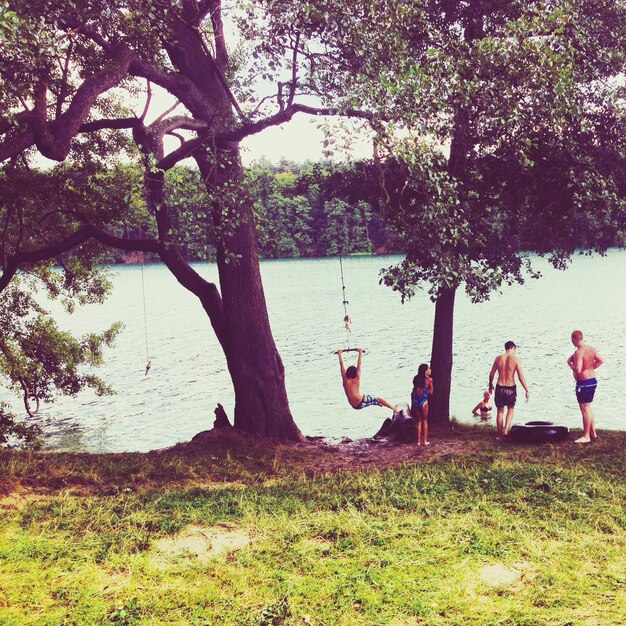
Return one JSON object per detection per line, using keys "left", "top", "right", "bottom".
{"left": 0, "top": 487, "right": 47, "bottom": 510}
{"left": 164, "top": 426, "right": 490, "bottom": 479}
{"left": 478, "top": 562, "right": 535, "bottom": 591}
{"left": 152, "top": 524, "right": 250, "bottom": 564}
{"left": 284, "top": 435, "right": 487, "bottom": 475}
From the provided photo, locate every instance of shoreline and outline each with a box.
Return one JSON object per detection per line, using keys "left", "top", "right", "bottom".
{"left": 2, "top": 423, "right": 624, "bottom": 504}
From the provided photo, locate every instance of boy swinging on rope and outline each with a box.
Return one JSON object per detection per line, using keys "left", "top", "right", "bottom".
{"left": 338, "top": 348, "right": 397, "bottom": 412}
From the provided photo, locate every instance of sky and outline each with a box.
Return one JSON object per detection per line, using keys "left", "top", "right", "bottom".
{"left": 139, "top": 81, "right": 376, "bottom": 167}
{"left": 239, "top": 116, "right": 374, "bottom": 166}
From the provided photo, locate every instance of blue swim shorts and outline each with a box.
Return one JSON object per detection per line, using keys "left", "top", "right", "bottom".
{"left": 353, "top": 394, "right": 381, "bottom": 410}
{"left": 575, "top": 378, "right": 597, "bottom": 404}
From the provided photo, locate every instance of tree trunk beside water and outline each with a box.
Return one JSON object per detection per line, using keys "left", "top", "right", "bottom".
{"left": 429, "top": 286, "right": 456, "bottom": 425}
{"left": 158, "top": 11, "right": 304, "bottom": 442}
{"left": 194, "top": 145, "right": 304, "bottom": 442}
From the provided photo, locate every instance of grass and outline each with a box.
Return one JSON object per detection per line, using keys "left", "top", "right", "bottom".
{"left": 0, "top": 427, "right": 624, "bottom": 625}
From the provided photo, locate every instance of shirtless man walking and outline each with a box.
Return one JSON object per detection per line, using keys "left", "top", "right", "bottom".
{"left": 488, "top": 340, "right": 529, "bottom": 437}
{"left": 338, "top": 348, "right": 397, "bottom": 412}
{"left": 567, "top": 329, "right": 603, "bottom": 444}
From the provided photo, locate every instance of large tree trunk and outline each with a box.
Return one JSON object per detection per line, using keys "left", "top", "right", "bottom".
{"left": 164, "top": 4, "right": 303, "bottom": 441}
{"left": 195, "top": 146, "right": 304, "bottom": 441}
{"left": 429, "top": 285, "right": 456, "bottom": 424}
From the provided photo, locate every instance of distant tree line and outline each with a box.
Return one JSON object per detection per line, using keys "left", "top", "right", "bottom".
{"left": 105, "top": 159, "right": 392, "bottom": 264}
{"left": 112, "top": 154, "right": 626, "bottom": 265}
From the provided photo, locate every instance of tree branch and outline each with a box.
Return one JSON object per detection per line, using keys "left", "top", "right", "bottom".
{"left": 152, "top": 115, "right": 209, "bottom": 135}
{"left": 157, "top": 131, "right": 212, "bottom": 170}
{"left": 140, "top": 80, "right": 152, "bottom": 122}
{"left": 215, "top": 103, "right": 378, "bottom": 145}
{"left": 155, "top": 103, "right": 377, "bottom": 170}
{"left": 78, "top": 117, "right": 139, "bottom": 132}
{"left": 2, "top": 116, "right": 138, "bottom": 163}
{"left": 0, "top": 226, "right": 161, "bottom": 294}
{"left": 153, "top": 99, "right": 182, "bottom": 125}
{"left": 142, "top": 115, "right": 209, "bottom": 161}
{"left": 55, "top": 40, "right": 74, "bottom": 119}
{"left": 27, "top": 46, "right": 135, "bottom": 161}
{"left": 128, "top": 57, "right": 216, "bottom": 122}
{"left": 167, "top": 131, "right": 186, "bottom": 145}
{"left": 194, "top": 26, "right": 247, "bottom": 121}
{"left": 287, "top": 32, "right": 301, "bottom": 109}
{"left": 23, "top": 227, "right": 160, "bottom": 264}
{"left": 207, "top": 0, "right": 228, "bottom": 72}
{"left": 59, "top": 17, "right": 115, "bottom": 54}
{"left": 0, "top": 129, "right": 36, "bottom": 164}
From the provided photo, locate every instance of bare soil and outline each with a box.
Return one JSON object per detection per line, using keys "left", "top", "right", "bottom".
{"left": 3, "top": 422, "right": 600, "bottom": 505}
{"left": 180, "top": 425, "right": 491, "bottom": 475}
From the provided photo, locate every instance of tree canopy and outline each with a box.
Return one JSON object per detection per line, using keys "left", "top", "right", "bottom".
{"left": 259, "top": 0, "right": 626, "bottom": 420}
{"left": 0, "top": 0, "right": 343, "bottom": 439}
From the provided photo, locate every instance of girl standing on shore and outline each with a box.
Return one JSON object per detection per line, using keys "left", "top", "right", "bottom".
{"left": 411, "top": 363, "right": 433, "bottom": 446}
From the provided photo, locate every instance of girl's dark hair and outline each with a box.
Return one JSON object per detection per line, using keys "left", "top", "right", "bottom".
{"left": 415, "top": 363, "right": 429, "bottom": 388}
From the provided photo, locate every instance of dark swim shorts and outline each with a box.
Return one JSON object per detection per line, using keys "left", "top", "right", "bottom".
{"left": 575, "top": 378, "right": 597, "bottom": 404}
{"left": 495, "top": 384, "right": 517, "bottom": 408}
{"left": 353, "top": 394, "right": 381, "bottom": 410}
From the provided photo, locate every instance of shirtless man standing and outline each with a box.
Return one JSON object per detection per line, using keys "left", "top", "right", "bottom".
{"left": 338, "top": 348, "right": 397, "bottom": 412}
{"left": 488, "top": 340, "right": 529, "bottom": 437}
{"left": 567, "top": 329, "right": 603, "bottom": 444}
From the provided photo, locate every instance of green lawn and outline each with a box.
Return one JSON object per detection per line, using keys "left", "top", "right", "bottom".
{"left": 0, "top": 428, "right": 624, "bottom": 625}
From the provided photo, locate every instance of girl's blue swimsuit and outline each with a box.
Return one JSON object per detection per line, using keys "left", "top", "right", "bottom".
{"left": 411, "top": 386, "right": 428, "bottom": 409}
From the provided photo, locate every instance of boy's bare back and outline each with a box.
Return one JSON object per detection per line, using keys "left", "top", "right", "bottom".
{"left": 342, "top": 374, "right": 361, "bottom": 406}
{"left": 494, "top": 352, "right": 521, "bottom": 386}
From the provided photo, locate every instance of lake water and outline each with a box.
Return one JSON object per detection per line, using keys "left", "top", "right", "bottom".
{"left": 5, "top": 251, "right": 625, "bottom": 452}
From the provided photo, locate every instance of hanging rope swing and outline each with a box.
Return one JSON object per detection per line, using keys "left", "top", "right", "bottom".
{"left": 140, "top": 258, "right": 151, "bottom": 375}
{"left": 339, "top": 255, "right": 352, "bottom": 347}
{"left": 335, "top": 255, "right": 364, "bottom": 355}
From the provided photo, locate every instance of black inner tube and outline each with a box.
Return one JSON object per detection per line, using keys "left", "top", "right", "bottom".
{"left": 509, "top": 421, "right": 569, "bottom": 443}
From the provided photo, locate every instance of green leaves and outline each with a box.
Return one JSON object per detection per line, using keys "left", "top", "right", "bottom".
{"left": 0, "top": 404, "right": 41, "bottom": 448}
{"left": 301, "top": 0, "right": 626, "bottom": 302}
{"left": 0, "top": 280, "right": 122, "bottom": 409}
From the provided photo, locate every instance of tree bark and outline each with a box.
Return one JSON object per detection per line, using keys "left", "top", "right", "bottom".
{"left": 428, "top": 285, "right": 456, "bottom": 424}
{"left": 169, "top": 4, "right": 303, "bottom": 441}
{"left": 133, "top": 144, "right": 303, "bottom": 441}
{"left": 195, "top": 145, "right": 303, "bottom": 441}
{"left": 140, "top": 2, "right": 303, "bottom": 441}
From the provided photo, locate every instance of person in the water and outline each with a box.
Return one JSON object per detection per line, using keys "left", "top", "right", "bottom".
{"left": 472, "top": 390, "right": 492, "bottom": 418}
